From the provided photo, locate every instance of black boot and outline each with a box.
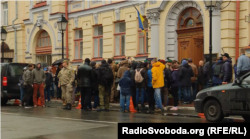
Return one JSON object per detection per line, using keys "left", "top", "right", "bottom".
{"left": 63, "top": 104, "right": 68, "bottom": 110}
{"left": 67, "top": 103, "right": 71, "bottom": 110}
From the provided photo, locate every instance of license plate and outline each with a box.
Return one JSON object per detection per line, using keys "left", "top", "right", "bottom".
{"left": 18, "top": 83, "right": 20, "bottom": 86}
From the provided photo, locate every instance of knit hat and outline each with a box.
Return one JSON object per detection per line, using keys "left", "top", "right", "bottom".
{"left": 182, "top": 60, "right": 187, "bottom": 66}
{"left": 159, "top": 59, "right": 166, "bottom": 65}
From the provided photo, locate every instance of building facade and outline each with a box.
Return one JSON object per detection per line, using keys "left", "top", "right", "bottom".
{"left": 1, "top": 0, "right": 250, "bottom": 66}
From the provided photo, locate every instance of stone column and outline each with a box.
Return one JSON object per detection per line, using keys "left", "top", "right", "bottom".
{"left": 147, "top": 10, "right": 160, "bottom": 59}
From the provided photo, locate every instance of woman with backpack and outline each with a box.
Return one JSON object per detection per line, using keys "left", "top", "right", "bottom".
{"left": 134, "top": 62, "right": 148, "bottom": 112}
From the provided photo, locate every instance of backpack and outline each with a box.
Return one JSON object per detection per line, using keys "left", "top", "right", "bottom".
{"left": 213, "top": 63, "right": 222, "bottom": 76}
{"left": 103, "top": 67, "right": 114, "bottom": 85}
{"left": 135, "top": 69, "right": 144, "bottom": 83}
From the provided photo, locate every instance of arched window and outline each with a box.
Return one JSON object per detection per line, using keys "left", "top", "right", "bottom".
{"left": 178, "top": 8, "right": 203, "bottom": 29}
{"left": 37, "top": 30, "right": 51, "bottom": 47}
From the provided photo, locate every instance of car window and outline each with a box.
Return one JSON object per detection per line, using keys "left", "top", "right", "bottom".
{"left": 8, "top": 64, "right": 28, "bottom": 76}
{"left": 242, "top": 75, "right": 250, "bottom": 84}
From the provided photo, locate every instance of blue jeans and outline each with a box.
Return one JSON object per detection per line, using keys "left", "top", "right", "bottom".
{"left": 121, "top": 94, "right": 130, "bottom": 111}
{"left": 88, "top": 89, "right": 99, "bottom": 109}
{"left": 191, "top": 82, "right": 197, "bottom": 101}
{"left": 20, "top": 86, "right": 26, "bottom": 102}
{"left": 51, "top": 82, "right": 55, "bottom": 98}
{"left": 154, "top": 88, "right": 163, "bottom": 109}
{"left": 182, "top": 87, "right": 191, "bottom": 103}
{"left": 44, "top": 87, "right": 51, "bottom": 101}
{"left": 136, "top": 88, "right": 145, "bottom": 105}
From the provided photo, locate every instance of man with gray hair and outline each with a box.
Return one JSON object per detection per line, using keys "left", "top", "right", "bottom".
{"left": 237, "top": 48, "right": 250, "bottom": 78}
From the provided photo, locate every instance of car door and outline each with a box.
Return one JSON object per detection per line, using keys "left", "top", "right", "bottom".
{"left": 230, "top": 76, "right": 250, "bottom": 112}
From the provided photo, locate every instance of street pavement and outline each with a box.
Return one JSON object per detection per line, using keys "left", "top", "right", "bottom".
{"left": 1, "top": 100, "right": 245, "bottom": 139}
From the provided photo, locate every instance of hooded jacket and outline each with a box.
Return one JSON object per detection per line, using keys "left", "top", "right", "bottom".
{"left": 221, "top": 58, "right": 232, "bottom": 82}
{"left": 117, "top": 60, "right": 129, "bottom": 78}
{"left": 119, "top": 70, "right": 133, "bottom": 95}
{"left": 23, "top": 69, "right": 34, "bottom": 86}
{"left": 32, "top": 64, "right": 45, "bottom": 84}
{"left": 212, "top": 60, "right": 223, "bottom": 84}
{"left": 152, "top": 62, "right": 165, "bottom": 88}
{"left": 179, "top": 60, "right": 194, "bottom": 87}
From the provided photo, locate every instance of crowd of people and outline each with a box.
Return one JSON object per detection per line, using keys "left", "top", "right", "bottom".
{"left": 18, "top": 48, "right": 250, "bottom": 113}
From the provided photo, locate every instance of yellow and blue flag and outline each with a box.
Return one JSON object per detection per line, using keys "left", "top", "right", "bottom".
{"left": 136, "top": 8, "right": 146, "bottom": 35}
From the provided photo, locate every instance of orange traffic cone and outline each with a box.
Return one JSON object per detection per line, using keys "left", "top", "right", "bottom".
{"left": 76, "top": 96, "right": 81, "bottom": 109}
{"left": 14, "top": 99, "right": 20, "bottom": 105}
{"left": 129, "top": 97, "right": 137, "bottom": 113}
{"left": 37, "top": 97, "right": 42, "bottom": 106}
{"left": 198, "top": 113, "right": 205, "bottom": 119}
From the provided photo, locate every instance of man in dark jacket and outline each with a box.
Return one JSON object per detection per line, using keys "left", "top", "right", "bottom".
{"left": 77, "top": 58, "right": 94, "bottom": 111}
{"left": 197, "top": 60, "right": 205, "bottom": 91}
{"left": 88, "top": 61, "right": 99, "bottom": 110}
{"left": 55, "top": 63, "right": 63, "bottom": 100}
{"left": 44, "top": 68, "right": 53, "bottom": 103}
{"left": 159, "top": 60, "right": 171, "bottom": 110}
{"left": 96, "top": 60, "right": 114, "bottom": 112}
{"left": 221, "top": 53, "right": 232, "bottom": 84}
{"left": 179, "top": 60, "right": 194, "bottom": 104}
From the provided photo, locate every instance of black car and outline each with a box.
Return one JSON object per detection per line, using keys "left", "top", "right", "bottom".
{"left": 1, "top": 63, "right": 28, "bottom": 105}
{"left": 194, "top": 72, "right": 250, "bottom": 122}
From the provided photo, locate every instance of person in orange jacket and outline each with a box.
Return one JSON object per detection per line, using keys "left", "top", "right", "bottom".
{"left": 151, "top": 58, "right": 165, "bottom": 113}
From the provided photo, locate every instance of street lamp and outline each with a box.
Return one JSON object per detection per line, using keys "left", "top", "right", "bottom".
{"left": 1, "top": 26, "right": 7, "bottom": 63}
{"left": 203, "top": 0, "right": 219, "bottom": 87}
{"left": 57, "top": 14, "right": 68, "bottom": 59}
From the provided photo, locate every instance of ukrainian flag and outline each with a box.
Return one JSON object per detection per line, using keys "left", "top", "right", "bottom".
{"left": 136, "top": 9, "right": 146, "bottom": 35}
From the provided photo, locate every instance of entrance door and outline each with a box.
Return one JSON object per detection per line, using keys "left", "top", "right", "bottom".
{"left": 176, "top": 7, "right": 204, "bottom": 66}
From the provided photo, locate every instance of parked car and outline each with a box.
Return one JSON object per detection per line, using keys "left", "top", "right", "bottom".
{"left": 194, "top": 72, "right": 250, "bottom": 122}
{"left": 1, "top": 63, "right": 28, "bottom": 105}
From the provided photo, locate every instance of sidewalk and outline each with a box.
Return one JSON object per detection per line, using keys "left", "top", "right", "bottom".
{"left": 7, "top": 99, "right": 245, "bottom": 122}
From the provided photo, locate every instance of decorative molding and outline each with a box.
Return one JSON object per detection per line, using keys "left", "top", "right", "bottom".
{"left": 74, "top": 17, "right": 78, "bottom": 28}
{"left": 5, "top": 24, "right": 22, "bottom": 32}
{"left": 27, "top": 28, "right": 30, "bottom": 34}
{"left": 149, "top": 0, "right": 157, "bottom": 5}
{"left": 25, "top": 56, "right": 32, "bottom": 59}
{"left": 147, "top": 10, "right": 160, "bottom": 25}
{"left": 72, "top": 2, "right": 81, "bottom": 9}
{"left": 93, "top": 13, "right": 98, "bottom": 24}
{"left": 82, "top": 0, "right": 85, "bottom": 10}
{"left": 194, "top": 39, "right": 203, "bottom": 48}
{"left": 180, "top": 41, "right": 189, "bottom": 50}
{"left": 115, "top": 8, "right": 120, "bottom": 21}
{"left": 139, "top": 3, "right": 145, "bottom": 16}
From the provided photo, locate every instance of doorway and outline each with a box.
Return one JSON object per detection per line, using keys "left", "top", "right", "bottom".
{"left": 176, "top": 8, "right": 204, "bottom": 66}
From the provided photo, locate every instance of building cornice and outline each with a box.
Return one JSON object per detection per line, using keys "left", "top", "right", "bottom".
{"left": 5, "top": 24, "right": 23, "bottom": 32}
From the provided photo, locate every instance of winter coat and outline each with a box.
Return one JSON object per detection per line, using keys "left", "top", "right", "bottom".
{"left": 203, "top": 61, "right": 216, "bottom": 82}
{"left": 197, "top": 66, "right": 206, "bottom": 85}
{"left": 152, "top": 62, "right": 165, "bottom": 88}
{"left": 237, "top": 54, "right": 250, "bottom": 75}
{"left": 119, "top": 70, "right": 133, "bottom": 96}
{"left": 129, "top": 62, "right": 137, "bottom": 87}
{"left": 221, "top": 58, "right": 232, "bottom": 82}
{"left": 212, "top": 60, "right": 223, "bottom": 84}
{"left": 117, "top": 60, "right": 129, "bottom": 78}
{"left": 163, "top": 68, "right": 172, "bottom": 88}
{"left": 171, "top": 69, "right": 179, "bottom": 88}
{"left": 23, "top": 69, "right": 34, "bottom": 86}
{"left": 97, "top": 63, "right": 113, "bottom": 86}
{"left": 77, "top": 62, "right": 94, "bottom": 87}
{"left": 135, "top": 67, "right": 148, "bottom": 88}
{"left": 55, "top": 68, "right": 61, "bottom": 86}
{"left": 147, "top": 68, "right": 153, "bottom": 87}
{"left": 45, "top": 73, "right": 53, "bottom": 88}
{"left": 179, "top": 63, "right": 194, "bottom": 87}
{"left": 92, "top": 67, "right": 98, "bottom": 91}
{"left": 189, "top": 63, "right": 198, "bottom": 83}
{"left": 111, "top": 62, "right": 118, "bottom": 78}
{"left": 32, "top": 67, "right": 45, "bottom": 84}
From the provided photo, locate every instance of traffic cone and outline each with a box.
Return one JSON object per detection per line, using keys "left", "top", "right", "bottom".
{"left": 14, "top": 99, "right": 20, "bottom": 105}
{"left": 76, "top": 96, "right": 81, "bottom": 109}
{"left": 37, "top": 97, "right": 42, "bottom": 106}
{"left": 129, "top": 97, "right": 137, "bottom": 113}
{"left": 198, "top": 113, "right": 205, "bottom": 119}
